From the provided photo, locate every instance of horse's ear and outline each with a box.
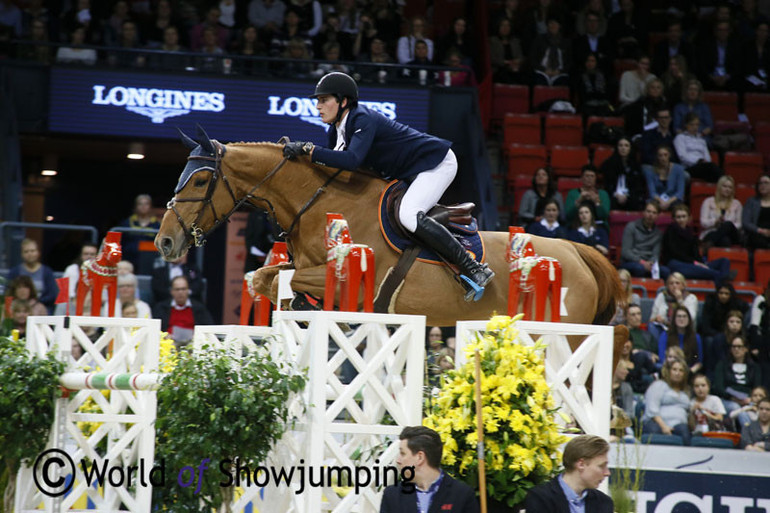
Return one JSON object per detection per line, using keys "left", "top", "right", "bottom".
{"left": 196, "top": 123, "right": 215, "bottom": 153}
{"left": 177, "top": 128, "right": 198, "bottom": 150}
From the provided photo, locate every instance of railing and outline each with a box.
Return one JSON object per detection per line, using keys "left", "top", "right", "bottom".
{"left": 11, "top": 39, "right": 458, "bottom": 86}
{"left": 0, "top": 221, "right": 98, "bottom": 268}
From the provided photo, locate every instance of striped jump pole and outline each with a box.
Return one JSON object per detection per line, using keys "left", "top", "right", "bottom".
{"left": 59, "top": 372, "right": 161, "bottom": 391}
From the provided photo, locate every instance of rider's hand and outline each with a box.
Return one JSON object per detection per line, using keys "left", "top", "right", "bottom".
{"left": 283, "top": 141, "right": 314, "bottom": 159}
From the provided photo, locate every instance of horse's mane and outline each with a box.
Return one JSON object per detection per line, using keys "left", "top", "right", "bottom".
{"left": 228, "top": 141, "right": 283, "bottom": 148}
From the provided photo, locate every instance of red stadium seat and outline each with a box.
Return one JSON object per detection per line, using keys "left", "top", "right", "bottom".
{"left": 736, "top": 184, "right": 755, "bottom": 204}
{"left": 557, "top": 177, "right": 582, "bottom": 199}
{"left": 724, "top": 152, "right": 764, "bottom": 186}
{"left": 755, "top": 122, "right": 770, "bottom": 168}
{"left": 685, "top": 280, "right": 716, "bottom": 301}
{"left": 609, "top": 210, "right": 642, "bottom": 247}
{"left": 586, "top": 116, "right": 625, "bottom": 129}
{"left": 544, "top": 114, "right": 583, "bottom": 147}
{"left": 631, "top": 277, "right": 665, "bottom": 299}
{"left": 708, "top": 247, "right": 750, "bottom": 281}
{"left": 507, "top": 144, "right": 548, "bottom": 183}
{"left": 733, "top": 281, "right": 764, "bottom": 300}
{"left": 550, "top": 145, "right": 589, "bottom": 178}
{"left": 753, "top": 250, "right": 770, "bottom": 289}
{"left": 511, "top": 174, "right": 532, "bottom": 219}
{"left": 744, "top": 93, "right": 770, "bottom": 126}
{"left": 492, "top": 84, "right": 530, "bottom": 127}
{"left": 532, "top": 85, "right": 570, "bottom": 111}
{"left": 613, "top": 59, "right": 637, "bottom": 81}
{"left": 689, "top": 182, "right": 716, "bottom": 225}
{"left": 592, "top": 145, "right": 614, "bottom": 168}
{"left": 702, "top": 91, "right": 739, "bottom": 122}
{"left": 503, "top": 113, "right": 541, "bottom": 148}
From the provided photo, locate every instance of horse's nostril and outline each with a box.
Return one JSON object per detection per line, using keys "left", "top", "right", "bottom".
{"left": 160, "top": 236, "right": 173, "bottom": 254}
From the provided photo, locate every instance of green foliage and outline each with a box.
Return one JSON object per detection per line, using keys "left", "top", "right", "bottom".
{"left": 153, "top": 344, "right": 306, "bottom": 510}
{"left": 0, "top": 336, "right": 65, "bottom": 468}
{"left": 609, "top": 432, "right": 646, "bottom": 513}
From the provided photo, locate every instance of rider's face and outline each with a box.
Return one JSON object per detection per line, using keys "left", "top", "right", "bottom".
{"left": 316, "top": 95, "right": 344, "bottom": 125}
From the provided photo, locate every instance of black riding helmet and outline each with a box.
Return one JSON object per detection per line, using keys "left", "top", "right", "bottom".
{"left": 310, "top": 72, "right": 359, "bottom": 125}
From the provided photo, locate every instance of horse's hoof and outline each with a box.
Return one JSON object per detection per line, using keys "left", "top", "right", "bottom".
{"left": 289, "top": 292, "right": 323, "bottom": 311}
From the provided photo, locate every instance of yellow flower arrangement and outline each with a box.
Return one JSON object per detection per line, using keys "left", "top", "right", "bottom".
{"left": 424, "top": 314, "right": 566, "bottom": 507}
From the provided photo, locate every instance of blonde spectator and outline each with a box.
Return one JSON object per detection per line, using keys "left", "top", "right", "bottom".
{"left": 649, "top": 272, "right": 699, "bottom": 339}
{"left": 700, "top": 175, "right": 743, "bottom": 248}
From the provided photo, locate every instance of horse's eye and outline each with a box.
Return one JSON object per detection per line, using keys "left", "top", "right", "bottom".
{"left": 194, "top": 178, "right": 208, "bottom": 187}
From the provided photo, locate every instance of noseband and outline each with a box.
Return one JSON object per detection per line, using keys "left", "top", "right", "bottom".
{"left": 167, "top": 140, "right": 289, "bottom": 247}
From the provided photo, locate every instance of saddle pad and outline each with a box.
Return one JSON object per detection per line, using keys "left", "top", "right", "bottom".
{"left": 378, "top": 180, "right": 485, "bottom": 265}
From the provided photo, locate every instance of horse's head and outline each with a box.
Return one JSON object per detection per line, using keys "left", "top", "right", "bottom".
{"left": 156, "top": 125, "right": 237, "bottom": 260}
{"left": 101, "top": 231, "right": 122, "bottom": 265}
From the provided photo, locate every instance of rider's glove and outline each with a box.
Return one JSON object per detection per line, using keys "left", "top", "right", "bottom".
{"left": 283, "top": 141, "right": 314, "bottom": 159}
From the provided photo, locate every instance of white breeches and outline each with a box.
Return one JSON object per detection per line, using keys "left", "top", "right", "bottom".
{"left": 398, "top": 149, "right": 458, "bottom": 233}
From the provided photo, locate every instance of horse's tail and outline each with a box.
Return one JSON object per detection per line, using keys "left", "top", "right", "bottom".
{"left": 570, "top": 242, "right": 625, "bottom": 325}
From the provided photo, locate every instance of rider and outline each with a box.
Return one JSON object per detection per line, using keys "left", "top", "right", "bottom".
{"left": 282, "top": 72, "right": 494, "bottom": 301}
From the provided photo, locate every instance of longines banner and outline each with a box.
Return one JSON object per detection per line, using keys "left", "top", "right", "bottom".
{"left": 48, "top": 67, "right": 430, "bottom": 144}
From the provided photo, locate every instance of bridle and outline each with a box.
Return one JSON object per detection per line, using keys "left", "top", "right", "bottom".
{"left": 167, "top": 140, "right": 289, "bottom": 247}
{"left": 167, "top": 139, "right": 342, "bottom": 248}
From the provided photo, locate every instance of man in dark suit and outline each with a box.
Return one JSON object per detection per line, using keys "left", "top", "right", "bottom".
{"left": 573, "top": 11, "right": 613, "bottom": 75}
{"left": 652, "top": 21, "right": 694, "bottom": 77}
{"left": 697, "top": 20, "right": 740, "bottom": 91}
{"left": 380, "top": 426, "right": 479, "bottom": 513}
{"left": 524, "top": 435, "right": 614, "bottom": 513}
{"left": 282, "top": 72, "right": 494, "bottom": 301}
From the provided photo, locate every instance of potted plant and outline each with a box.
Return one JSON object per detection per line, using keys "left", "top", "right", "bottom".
{"left": 153, "top": 342, "right": 306, "bottom": 512}
{"left": 0, "top": 336, "right": 65, "bottom": 513}
{"left": 424, "top": 315, "right": 566, "bottom": 511}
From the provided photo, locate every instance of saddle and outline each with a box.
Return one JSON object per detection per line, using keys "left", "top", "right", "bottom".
{"left": 386, "top": 182, "right": 474, "bottom": 239}
{"left": 373, "top": 180, "right": 482, "bottom": 313}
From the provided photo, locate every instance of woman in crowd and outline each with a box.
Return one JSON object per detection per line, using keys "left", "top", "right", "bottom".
{"left": 658, "top": 305, "right": 704, "bottom": 375}
{"left": 526, "top": 198, "right": 566, "bottom": 239}
{"left": 643, "top": 356, "right": 692, "bottom": 445}
{"left": 661, "top": 204, "right": 734, "bottom": 283}
{"left": 567, "top": 202, "right": 609, "bottom": 256}
{"left": 743, "top": 174, "right": 770, "bottom": 249}
{"left": 673, "top": 113, "right": 723, "bottom": 182}
{"left": 610, "top": 268, "right": 641, "bottom": 326}
{"left": 576, "top": 53, "right": 612, "bottom": 117}
{"left": 643, "top": 144, "right": 686, "bottom": 211}
{"left": 713, "top": 335, "right": 763, "bottom": 416}
{"left": 602, "top": 136, "right": 647, "bottom": 211}
{"left": 672, "top": 79, "right": 713, "bottom": 136}
{"left": 518, "top": 167, "right": 564, "bottom": 225}
{"left": 489, "top": 17, "right": 524, "bottom": 84}
{"left": 5, "top": 276, "right": 48, "bottom": 317}
{"left": 619, "top": 337, "right": 657, "bottom": 394}
{"left": 650, "top": 272, "right": 699, "bottom": 340}
{"left": 701, "top": 284, "right": 749, "bottom": 372}
{"left": 701, "top": 175, "right": 743, "bottom": 249}
{"left": 662, "top": 56, "right": 695, "bottom": 111}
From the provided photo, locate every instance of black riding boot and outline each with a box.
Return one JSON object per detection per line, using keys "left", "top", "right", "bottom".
{"left": 413, "top": 211, "right": 495, "bottom": 301}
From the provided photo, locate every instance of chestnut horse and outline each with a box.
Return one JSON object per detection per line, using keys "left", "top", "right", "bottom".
{"left": 155, "top": 130, "right": 625, "bottom": 330}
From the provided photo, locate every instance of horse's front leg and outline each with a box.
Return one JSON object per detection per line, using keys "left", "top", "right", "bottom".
{"left": 257, "top": 264, "right": 329, "bottom": 307}
{"left": 250, "top": 263, "right": 295, "bottom": 303}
